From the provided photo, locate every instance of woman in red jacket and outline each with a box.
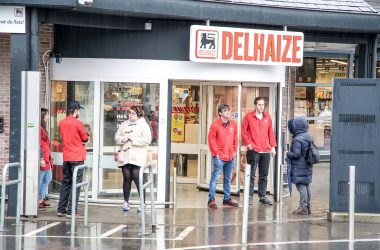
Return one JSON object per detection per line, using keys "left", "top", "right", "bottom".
{"left": 39, "top": 108, "right": 53, "bottom": 209}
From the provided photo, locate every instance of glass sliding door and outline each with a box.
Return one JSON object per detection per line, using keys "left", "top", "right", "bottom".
{"left": 198, "top": 83, "right": 241, "bottom": 194}
{"left": 98, "top": 82, "right": 160, "bottom": 201}
{"left": 241, "top": 83, "right": 275, "bottom": 194}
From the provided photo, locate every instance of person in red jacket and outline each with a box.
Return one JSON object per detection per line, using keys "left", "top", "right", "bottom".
{"left": 57, "top": 101, "right": 89, "bottom": 218}
{"left": 39, "top": 108, "right": 53, "bottom": 210}
{"left": 207, "top": 104, "right": 238, "bottom": 209}
{"left": 241, "top": 97, "right": 277, "bottom": 205}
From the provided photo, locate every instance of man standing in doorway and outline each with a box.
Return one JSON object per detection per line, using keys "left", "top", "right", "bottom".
{"left": 207, "top": 104, "right": 238, "bottom": 209}
{"left": 57, "top": 101, "right": 89, "bottom": 218}
{"left": 242, "top": 97, "right": 277, "bottom": 205}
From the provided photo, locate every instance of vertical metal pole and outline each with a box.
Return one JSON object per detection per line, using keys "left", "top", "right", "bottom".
{"left": 84, "top": 172, "right": 89, "bottom": 227}
{"left": 150, "top": 166, "right": 156, "bottom": 229}
{"left": 16, "top": 164, "right": 22, "bottom": 225}
{"left": 348, "top": 165, "right": 355, "bottom": 241}
{"left": 242, "top": 164, "right": 251, "bottom": 244}
{"left": 139, "top": 167, "right": 145, "bottom": 235}
{"left": 0, "top": 164, "right": 9, "bottom": 231}
{"left": 71, "top": 167, "right": 78, "bottom": 234}
{"left": 173, "top": 167, "right": 177, "bottom": 209}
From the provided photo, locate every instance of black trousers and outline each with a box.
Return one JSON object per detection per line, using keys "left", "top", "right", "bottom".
{"left": 246, "top": 150, "right": 270, "bottom": 198}
{"left": 122, "top": 164, "right": 145, "bottom": 202}
{"left": 57, "top": 161, "right": 84, "bottom": 213}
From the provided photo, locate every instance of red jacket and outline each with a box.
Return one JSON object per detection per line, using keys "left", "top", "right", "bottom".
{"left": 208, "top": 118, "right": 238, "bottom": 161}
{"left": 59, "top": 115, "right": 89, "bottom": 161}
{"left": 40, "top": 127, "right": 53, "bottom": 170}
{"left": 241, "top": 111, "right": 277, "bottom": 153}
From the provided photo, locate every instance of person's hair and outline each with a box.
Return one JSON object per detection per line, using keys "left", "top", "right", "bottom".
{"left": 254, "top": 96, "right": 265, "bottom": 105}
{"left": 67, "top": 108, "right": 76, "bottom": 115}
{"left": 41, "top": 108, "right": 48, "bottom": 130}
{"left": 130, "top": 106, "right": 143, "bottom": 118}
{"left": 217, "top": 104, "right": 229, "bottom": 116}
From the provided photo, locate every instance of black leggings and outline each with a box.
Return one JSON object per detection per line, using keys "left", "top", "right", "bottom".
{"left": 122, "top": 164, "right": 144, "bottom": 202}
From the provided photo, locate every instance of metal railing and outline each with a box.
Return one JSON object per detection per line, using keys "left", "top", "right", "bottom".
{"left": 71, "top": 164, "right": 90, "bottom": 234}
{"left": 139, "top": 163, "right": 157, "bottom": 235}
{"left": 241, "top": 163, "right": 251, "bottom": 244}
{"left": 0, "top": 162, "right": 22, "bottom": 231}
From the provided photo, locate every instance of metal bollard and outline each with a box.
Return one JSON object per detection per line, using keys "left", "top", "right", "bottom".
{"left": 139, "top": 163, "right": 157, "bottom": 235}
{"left": 241, "top": 164, "right": 251, "bottom": 244}
{"left": 71, "top": 164, "right": 89, "bottom": 234}
{"left": 173, "top": 167, "right": 177, "bottom": 209}
{"left": 0, "top": 162, "right": 22, "bottom": 232}
{"left": 348, "top": 165, "right": 355, "bottom": 241}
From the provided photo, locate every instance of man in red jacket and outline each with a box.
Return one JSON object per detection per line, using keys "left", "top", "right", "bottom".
{"left": 207, "top": 104, "right": 238, "bottom": 209}
{"left": 241, "top": 97, "right": 277, "bottom": 205}
{"left": 57, "top": 101, "right": 89, "bottom": 218}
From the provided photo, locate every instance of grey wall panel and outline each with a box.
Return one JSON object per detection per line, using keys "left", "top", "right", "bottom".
{"left": 54, "top": 20, "right": 195, "bottom": 60}
{"left": 330, "top": 78, "right": 380, "bottom": 213}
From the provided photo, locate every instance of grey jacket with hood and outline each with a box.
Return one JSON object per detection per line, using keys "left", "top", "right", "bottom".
{"left": 286, "top": 116, "right": 313, "bottom": 184}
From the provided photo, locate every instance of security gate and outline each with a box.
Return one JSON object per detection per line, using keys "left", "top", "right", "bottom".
{"left": 330, "top": 78, "right": 380, "bottom": 213}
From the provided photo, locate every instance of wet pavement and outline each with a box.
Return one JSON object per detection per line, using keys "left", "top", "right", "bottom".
{"left": 1, "top": 163, "right": 380, "bottom": 249}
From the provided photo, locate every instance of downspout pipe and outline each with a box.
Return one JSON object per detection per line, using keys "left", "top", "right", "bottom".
{"left": 372, "top": 35, "right": 379, "bottom": 79}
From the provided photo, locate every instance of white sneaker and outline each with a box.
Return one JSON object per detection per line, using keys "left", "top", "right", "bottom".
{"left": 137, "top": 204, "right": 150, "bottom": 212}
{"left": 122, "top": 201, "right": 130, "bottom": 211}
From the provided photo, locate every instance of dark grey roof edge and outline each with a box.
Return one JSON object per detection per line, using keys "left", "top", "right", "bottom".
{"left": 3, "top": 0, "right": 380, "bottom": 33}
{"left": 88, "top": 0, "right": 380, "bottom": 33}
{"left": 200, "top": 0, "right": 378, "bottom": 15}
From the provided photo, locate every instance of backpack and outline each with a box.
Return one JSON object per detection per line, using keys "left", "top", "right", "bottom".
{"left": 300, "top": 136, "right": 320, "bottom": 164}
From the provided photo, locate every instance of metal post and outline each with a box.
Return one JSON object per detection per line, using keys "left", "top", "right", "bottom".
{"left": 348, "top": 165, "right": 355, "bottom": 241}
{"left": 0, "top": 164, "right": 9, "bottom": 231}
{"left": 150, "top": 168, "right": 156, "bottom": 230}
{"left": 139, "top": 163, "right": 156, "bottom": 235}
{"left": 0, "top": 163, "right": 22, "bottom": 231}
{"left": 242, "top": 164, "right": 251, "bottom": 244}
{"left": 71, "top": 165, "right": 89, "bottom": 234}
{"left": 139, "top": 167, "right": 146, "bottom": 235}
{"left": 173, "top": 167, "right": 177, "bottom": 209}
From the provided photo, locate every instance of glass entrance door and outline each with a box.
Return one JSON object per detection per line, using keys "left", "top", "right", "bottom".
{"left": 241, "top": 83, "right": 275, "bottom": 194}
{"left": 98, "top": 82, "right": 160, "bottom": 200}
{"left": 197, "top": 82, "right": 276, "bottom": 195}
{"left": 197, "top": 83, "right": 241, "bottom": 194}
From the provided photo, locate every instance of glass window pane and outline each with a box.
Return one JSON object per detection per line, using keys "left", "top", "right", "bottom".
{"left": 50, "top": 81, "right": 95, "bottom": 195}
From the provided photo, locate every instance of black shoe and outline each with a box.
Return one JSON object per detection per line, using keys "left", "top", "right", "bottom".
{"left": 208, "top": 198, "right": 217, "bottom": 209}
{"left": 259, "top": 196, "right": 272, "bottom": 205}
{"left": 293, "top": 207, "right": 309, "bottom": 215}
{"left": 57, "top": 211, "right": 66, "bottom": 217}
{"left": 307, "top": 206, "right": 311, "bottom": 215}
{"left": 223, "top": 198, "right": 238, "bottom": 207}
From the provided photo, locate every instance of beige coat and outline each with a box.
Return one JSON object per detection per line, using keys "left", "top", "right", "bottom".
{"left": 114, "top": 118, "right": 152, "bottom": 167}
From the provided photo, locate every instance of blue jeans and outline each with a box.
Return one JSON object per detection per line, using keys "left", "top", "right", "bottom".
{"left": 208, "top": 156, "right": 236, "bottom": 201}
{"left": 39, "top": 169, "right": 52, "bottom": 199}
{"left": 296, "top": 183, "right": 311, "bottom": 208}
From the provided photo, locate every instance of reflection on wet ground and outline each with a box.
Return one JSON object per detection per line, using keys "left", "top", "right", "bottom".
{"left": 1, "top": 164, "right": 380, "bottom": 249}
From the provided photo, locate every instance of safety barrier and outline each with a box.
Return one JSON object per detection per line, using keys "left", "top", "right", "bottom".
{"left": 0, "top": 162, "right": 22, "bottom": 231}
{"left": 138, "top": 163, "right": 157, "bottom": 235}
{"left": 71, "top": 164, "right": 90, "bottom": 234}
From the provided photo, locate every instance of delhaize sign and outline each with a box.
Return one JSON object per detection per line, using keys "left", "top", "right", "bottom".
{"left": 190, "top": 25, "right": 304, "bottom": 66}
